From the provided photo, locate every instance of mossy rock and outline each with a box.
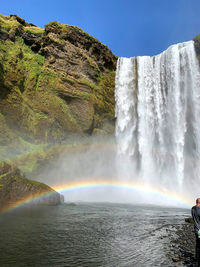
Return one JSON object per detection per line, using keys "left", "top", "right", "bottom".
{"left": 0, "top": 112, "right": 14, "bottom": 144}
{"left": 185, "top": 217, "right": 194, "bottom": 224}
{"left": 0, "top": 13, "right": 117, "bottom": 147}
{"left": 0, "top": 161, "right": 62, "bottom": 212}
{"left": 193, "top": 33, "right": 200, "bottom": 63}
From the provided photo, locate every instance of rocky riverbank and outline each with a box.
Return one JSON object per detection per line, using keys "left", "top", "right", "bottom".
{"left": 166, "top": 221, "right": 196, "bottom": 266}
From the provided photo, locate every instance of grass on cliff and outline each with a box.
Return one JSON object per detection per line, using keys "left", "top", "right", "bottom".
{"left": 46, "top": 21, "right": 101, "bottom": 44}
{"left": 0, "top": 15, "right": 116, "bottom": 143}
{"left": 0, "top": 14, "right": 44, "bottom": 35}
{"left": 0, "top": 164, "right": 54, "bottom": 192}
{"left": 24, "top": 26, "right": 44, "bottom": 35}
{"left": 78, "top": 71, "right": 115, "bottom": 128}
{"left": 0, "top": 37, "right": 44, "bottom": 90}
{"left": 193, "top": 34, "right": 200, "bottom": 63}
{"left": 0, "top": 35, "right": 80, "bottom": 141}
{"left": 0, "top": 14, "right": 19, "bottom": 31}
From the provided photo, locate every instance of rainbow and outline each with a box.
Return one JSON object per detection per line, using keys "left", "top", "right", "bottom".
{"left": 54, "top": 180, "right": 193, "bottom": 207}
{"left": 0, "top": 179, "right": 193, "bottom": 214}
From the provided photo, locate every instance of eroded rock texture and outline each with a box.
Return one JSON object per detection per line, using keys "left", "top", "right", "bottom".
{"left": 0, "top": 14, "right": 117, "bottom": 144}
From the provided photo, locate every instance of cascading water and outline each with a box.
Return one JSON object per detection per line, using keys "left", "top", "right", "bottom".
{"left": 115, "top": 41, "right": 200, "bottom": 190}
{"left": 36, "top": 40, "right": 200, "bottom": 206}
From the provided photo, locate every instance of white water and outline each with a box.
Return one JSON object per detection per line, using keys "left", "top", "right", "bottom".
{"left": 115, "top": 41, "right": 200, "bottom": 192}
{"left": 35, "top": 41, "right": 200, "bottom": 207}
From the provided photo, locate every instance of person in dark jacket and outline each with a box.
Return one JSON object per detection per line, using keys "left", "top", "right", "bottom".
{"left": 191, "top": 198, "right": 200, "bottom": 266}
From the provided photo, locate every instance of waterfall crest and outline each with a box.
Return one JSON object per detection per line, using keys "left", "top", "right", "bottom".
{"left": 115, "top": 41, "right": 200, "bottom": 187}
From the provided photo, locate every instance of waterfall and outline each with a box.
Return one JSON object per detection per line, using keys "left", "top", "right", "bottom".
{"left": 115, "top": 41, "right": 200, "bottom": 187}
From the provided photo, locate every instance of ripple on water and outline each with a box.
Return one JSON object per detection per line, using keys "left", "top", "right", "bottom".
{"left": 0, "top": 203, "right": 190, "bottom": 266}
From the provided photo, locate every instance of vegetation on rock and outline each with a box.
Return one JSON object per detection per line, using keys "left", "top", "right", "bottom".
{"left": 0, "top": 161, "right": 62, "bottom": 211}
{"left": 185, "top": 217, "right": 194, "bottom": 224}
{"left": 194, "top": 33, "right": 200, "bottom": 63}
{"left": 0, "top": 14, "right": 117, "bottom": 149}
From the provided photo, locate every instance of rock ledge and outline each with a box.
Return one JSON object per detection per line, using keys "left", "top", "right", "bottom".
{"left": 0, "top": 162, "right": 63, "bottom": 212}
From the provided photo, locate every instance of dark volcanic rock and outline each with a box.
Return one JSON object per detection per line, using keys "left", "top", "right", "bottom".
{"left": 168, "top": 222, "right": 196, "bottom": 266}
{"left": 0, "top": 162, "right": 62, "bottom": 212}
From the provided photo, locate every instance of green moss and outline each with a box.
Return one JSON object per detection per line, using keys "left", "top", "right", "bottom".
{"left": 79, "top": 78, "right": 96, "bottom": 89}
{"left": 0, "top": 14, "right": 116, "bottom": 143}
{"left": 185, "top": 217, "right": 194, "bottom": 223}
{"left": 45, "top": 21, "right": 64, "bottom": 33}
{"left": 93, "top": 128, "right": 106, "bottom": 135}
{"left": 0, "top": 36, "right": 44, "bottom": 95}
{"left": 13, "top": 39, "right": 79, "bottom": 137}
{"left": 0, "top": 172, "right": 8, "bottom": 179}
{"left": 6, "top": 140, "right": 47, "bottom": 174}
{"left": 24, "top": 26, "right": 44, "bottom": 35}
{"left": 52, "top": 95, "right": 79, "bottom": 126}
{"left": 77, "top": 71, "right": 115, "bottom": 129}
{"left": 0, "top": 168, "right": 53, "bottom": 192}
{"left": 19, "top": 160, "right": 38, "bottom": 174}
{"left": 193, "top": 33, "right": 200, "bottom": 43}
{"left": 193, "top": 34, "right": 200, "bottom": 62}
{"left": 0, "top": 36, "right": 79, "bottom": 140}
{"left": 25, "top": 178, "right": 52, "bottom": 190}
{"left": 76, "top": 91, "right": 91, "bottom": 100}
{"left": 18, "top": 137, "right": 47, "bottom": 151}
{"left": 0, "top": 14, "right": 20, "bottom": 32}
{"left": 48, "top": 34, "right": 65, "bottom": 46}
{"left": 35, "top": 68, "right": 57, "bottom": 92}
{"left": 45, "top": 20, "right": 108, "bottom": 58}
{"left": 0, "top": 14, "right": 43, "bottom": 36}
{"left": 0, "top": 112, "right": 14, "bottom": 145}
{"left": 61, "top": 75, "right": 76, "bottom": 85}
{"left": 93, "top": 71, "right": 115, "bottom": 127}
{"left": 82, "top": 53, "right": 100, "bottom": 72}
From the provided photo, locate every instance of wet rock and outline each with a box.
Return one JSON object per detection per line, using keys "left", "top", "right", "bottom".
{"left": 166, "top": 222, "right": 196, "bottom": 266}
{"left": 172, "top": 256, "right": 180, "bottom": 262}
{"left": 185, "top": 217, "right": 194, "bottom": 224}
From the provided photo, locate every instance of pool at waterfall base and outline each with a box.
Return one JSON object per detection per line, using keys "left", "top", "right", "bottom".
{"left": 0, "top": 203, "right": 190, "bottom": 266}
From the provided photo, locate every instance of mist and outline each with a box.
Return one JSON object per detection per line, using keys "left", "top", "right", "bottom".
{"left": 18, "top": 40, "right": 200, "bottom": 209}
{"left": 24, "top": 134, "right": 194, "bottom": 209}
{"left": 31, "top": 40, "right": 200, "bottom": 209}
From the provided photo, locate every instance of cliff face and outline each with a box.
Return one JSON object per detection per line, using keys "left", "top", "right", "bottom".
{"left": 0, "top": 161, "right": 62, "bottom": 211}
{"left": 0, "top": 14, "right": 117, "bottom": 144}
{"left": 194, "top": 33, "right": 200, "bottom": 62}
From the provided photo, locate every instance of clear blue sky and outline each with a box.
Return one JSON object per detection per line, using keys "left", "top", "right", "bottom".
{"left": 1, "top": 0, "right": 200, "bottom": 57}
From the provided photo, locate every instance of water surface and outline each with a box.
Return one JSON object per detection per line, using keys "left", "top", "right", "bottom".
{"left": 0, "top": 203, "right": 190, "bottom": 266}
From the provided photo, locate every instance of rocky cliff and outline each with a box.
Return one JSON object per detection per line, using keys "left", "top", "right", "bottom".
{"left": 194, "top": 33, "right": 200, "bottom": 62}
{"left": 0, "top": 161, "right": 63, "bottom": 212}
{"left": 1, "top": 14, "right": 200, "bottom": 209}
{"left": 0, "top": 14, "right": 117, "bottom": 146}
